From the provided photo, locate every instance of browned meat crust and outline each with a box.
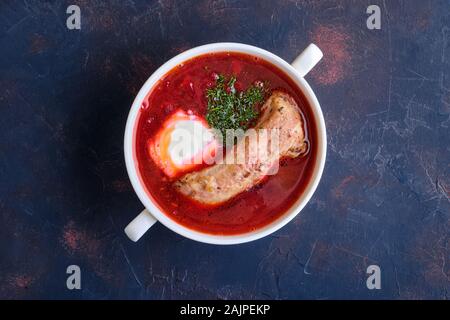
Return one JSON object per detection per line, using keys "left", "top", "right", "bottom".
{"left": 173, "top": 91, "right": 308, "bottom": 205}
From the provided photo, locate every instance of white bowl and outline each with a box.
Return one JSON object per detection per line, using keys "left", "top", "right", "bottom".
{"left": 124, "top": 42, "right": 326, "bottom": 244}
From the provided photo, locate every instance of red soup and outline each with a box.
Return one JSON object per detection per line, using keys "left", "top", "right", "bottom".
{"left": 135, "top": 52, "right": 317, "bottom": 235}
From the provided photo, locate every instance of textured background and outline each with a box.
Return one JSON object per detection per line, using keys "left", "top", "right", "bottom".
{"left": 0, "top": 0, "right": 449, "bottom": 299}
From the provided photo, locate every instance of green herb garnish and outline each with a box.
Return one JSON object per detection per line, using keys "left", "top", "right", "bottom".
{"left": 206, "top": 74, "right": 265, "bottom": 143}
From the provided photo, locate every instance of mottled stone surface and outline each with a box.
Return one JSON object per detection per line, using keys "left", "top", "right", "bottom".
{"left": 0, "top": 0, "right": 448, "bottom": 299}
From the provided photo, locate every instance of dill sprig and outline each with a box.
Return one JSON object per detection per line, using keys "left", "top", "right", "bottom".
{"left": 206, "top": 74, "right": 265, "bottom": 143}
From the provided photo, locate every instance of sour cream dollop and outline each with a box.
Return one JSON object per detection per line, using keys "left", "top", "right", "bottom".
{"left": 148, "top": 110, "right": 217, "bottom": 178}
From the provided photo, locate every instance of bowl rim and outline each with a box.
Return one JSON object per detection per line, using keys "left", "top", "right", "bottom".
{"left": 124, "top": 42, "right": 327, "bottom": 244}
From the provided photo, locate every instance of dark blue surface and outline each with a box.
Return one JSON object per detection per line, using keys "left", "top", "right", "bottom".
{"left": 0, "top": 0, "right": 449, "bottom": 299}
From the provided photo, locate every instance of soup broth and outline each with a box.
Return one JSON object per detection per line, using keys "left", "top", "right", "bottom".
{"left": 135, "top": 52, "right": 317, "bottom": 235}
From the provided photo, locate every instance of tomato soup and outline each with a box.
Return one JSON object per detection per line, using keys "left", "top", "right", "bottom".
{"left": 135, "top": 52, "right": 317, "bottom": 235}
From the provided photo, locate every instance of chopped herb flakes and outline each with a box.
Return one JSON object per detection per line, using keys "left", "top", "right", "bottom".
{"left": 205, "top": 74, "right": 265, "bottom": 143}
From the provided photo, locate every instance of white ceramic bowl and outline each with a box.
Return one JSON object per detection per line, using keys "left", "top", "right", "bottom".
{"left": 124, "top": 42, "right": 326, "bottom": 244}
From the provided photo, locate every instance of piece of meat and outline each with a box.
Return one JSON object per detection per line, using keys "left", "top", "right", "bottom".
{"left": 173, "top": 91, "right": 308, "bottom": 205}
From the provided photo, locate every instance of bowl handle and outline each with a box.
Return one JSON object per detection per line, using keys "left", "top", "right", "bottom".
{"left": 124, "top": 209, "right": 157, "bottom": 242}
{"left": 291, "top": 44, "right": 323, "bottom": 77}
